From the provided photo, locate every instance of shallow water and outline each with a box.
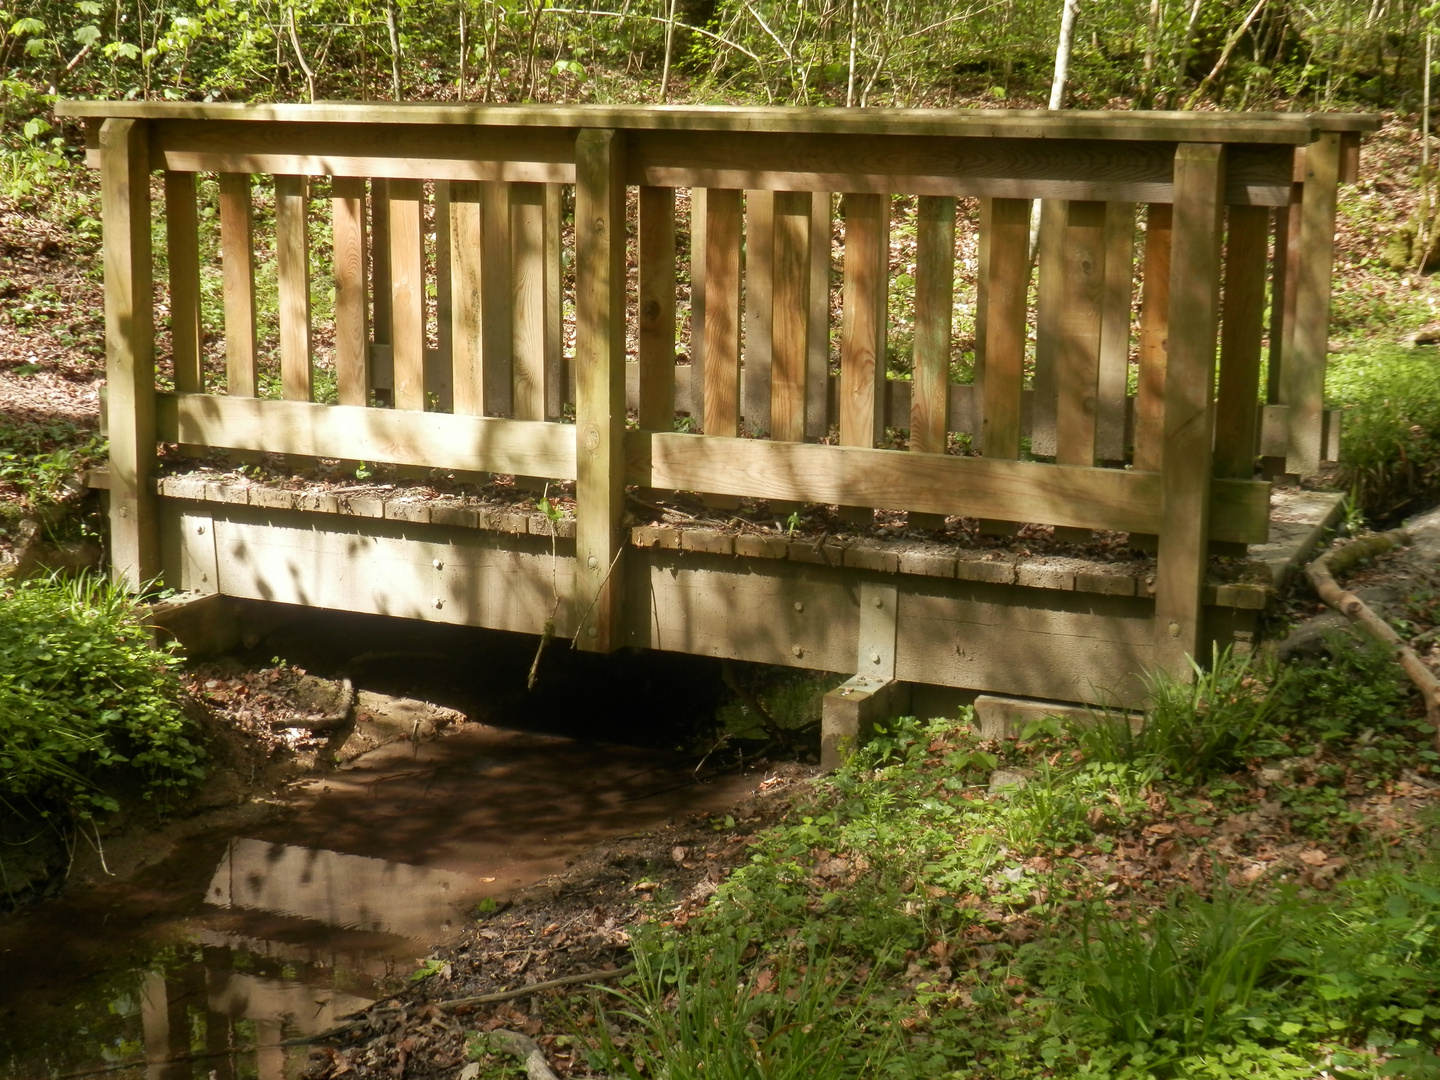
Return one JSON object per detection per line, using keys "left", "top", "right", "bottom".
{"left": 0, "top": 721, "right": 760, "bottom": 1079}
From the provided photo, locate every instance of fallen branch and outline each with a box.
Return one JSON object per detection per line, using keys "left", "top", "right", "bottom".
{"left": 287, "top": 964, "right": 635, "bottom": 1047}
{"left": 489, "top": 1029, "right": 562, "bottom": 1080}
{"left": 1306, "top": 529, "right": 1440, "bottom": 748}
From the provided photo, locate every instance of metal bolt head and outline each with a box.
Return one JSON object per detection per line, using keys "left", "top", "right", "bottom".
{"left": 791, "top": 644, "right": 804, "bottom": 657}
{"left": 870, "top": 652, "right": 882, "bottom": 664}
{"left": 793, "top": 601, "right": 804, "bottom": 612}
{"left": 195, "top": 524, "right": 206, "bottom": 535}
{"left": 872, "top": 595, "right": 883, "bottom": 608}
{"left": 433, "top": 597, "right": 444, "bottom": 610}
{"left": 587, "top": 556, "right": 599, "bottom": 570}
{"left": 587, "top": 626, "right": 598, "bottom": 639}
{"left": 1168, "top": 621, "right": 1180, "bottom": 637}
{"left": 432, "top": 558, "right": 444, "bottom": 571}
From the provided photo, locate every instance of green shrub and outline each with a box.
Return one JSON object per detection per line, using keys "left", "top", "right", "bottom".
{"left": 0, "top": 575, "right": 203, "bottom": 820}
{"left": 1327, "top": 345, "right": 1440, "bottom": 521}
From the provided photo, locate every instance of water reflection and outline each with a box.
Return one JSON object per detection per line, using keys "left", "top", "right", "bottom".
{"left": 208, "top": 838, "right": 479, "bottom": 939}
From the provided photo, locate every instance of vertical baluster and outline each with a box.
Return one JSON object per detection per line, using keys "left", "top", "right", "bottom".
{"left": 1096, "top": 202, "right": 1135, "bottom": 464}
{"left": 638, "top": 185, "right": 677, "bottom": 432}
{"left": 449, "top": 181, "right": 485, "bottom": 416}
{"left": 165, "top": 171, "right": 202, "bottom": 393}
{"left": 805, "top": 192, "right": 831, "bottom": 439}
{"left": 909, "top": 195, "right": 956, "bottom": 529}
{"left": 839, "top": 193, "right": 888, "bottom": 450}
{"left": 1031, "top": 199, "right": 1065, "bottom": 459}
{"left": 481, "top": 181, "right": 513, "bottom": 417}
{"left": 510, "top": 182, "right": 550, "bottom": 421}
{"left": 978, "top": 198, "right": 1030, "bottom": 536}
{"left": 388, "top": 179, "right": 426, "bottom": 412}
{"left": 275, "top": 175, "right": 313, "bottom": 402}
{"left": 218, "top": 173, "right": 257, "bottom": 397}
{"left": 743, "top": 189, "right": 774, "bottom": 435}
{"left": 688, "top": 187, "right": 706, "bottom": 421}
{"left": 702, "top": 188, "right": 742, "bottom": 436}
{"left": 1214, "top": 204, "right": 1270, "bottom": 480}
{"left": 369, "top": 178, "right": 393, "bottom": 402}
{"left": 332, "top": 177, "right": 370, "bottom": 407}
{"left": 770, "top": 190, "right": 811, "bottom": 443}
{"left": 1133, "top": 202, "right": 1173, "bottom": 472}
{"left": 432, "top": 180, "right": 454, "bottom": 412}
{"left": 545, "top": 184, "right": 565, "bottom": 419}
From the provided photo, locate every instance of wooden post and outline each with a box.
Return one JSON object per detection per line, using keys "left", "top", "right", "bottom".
{"left": 911, "top": 195, "right": 955, "bottom": 456}
{"left": 1055, "top": 200, "right": 1107, "bottom": 470}
{"left": 689, "top": 186, "right": 706, "bottom": 418}
{"left": 770, "top": 190, "right": 812, "bottom": 443}
{"left": 274, "top": 175, "right": 313, "bottom": 403}
{"left": 639, "top": 185, "right": 677, "bottom": 432}
{"left": 101, "top": 117, "right": 157, "bottom": 591}
{"left": 217, "top": 173, "right": 257, "bottom": 397}
{"left": 164, "top": 171, "right": 202, "bottom": 393}
{"left": 743, "top": 189, "right": 774, "bottom": 435}
{"left": 1213, "top": 204, "right": 1270, "bottom": 479}
{"left": 388, "top": 179, "right": 426, "bottom": 411}
{"left": 369, "top": 178, "right": 393, "bottom": 403}
{"left": 332, "top": 177, "right": 370, "bottom": 406}
{"left": 703, "top": 188, "right": 742, "bottom": 436}
{"left": 433, "top": 180, "right": 455, "bottom": 412}
{"left": 1267, "top": 177, "right": 1301, "bottom": 412}
{"left": 1285, "top": 133, "right": 1342, "bottom": 476}
{"left": 1155, "top": 143, "right": 1226, "bottom": 676}
{"left": 1133, "top": 202, "right": 1173, "bottom": 472}
{"left": 574, "top": 129, "right": 626, "bottom": 652}
{"left": 449, "top": 180, "right": 485, "bottom": 416}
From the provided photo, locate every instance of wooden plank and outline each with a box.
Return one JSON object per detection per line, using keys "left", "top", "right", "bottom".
{"left": 972, "top": 198, "right": 992, "bottom": 436}
{"left": 510, "top": 181, "right": 548, "bottom": 421}
{"left": 980, "top": 198, "right": 1029, "bottom": 460}
{"left": 574, "top": 128, "right": 627, "bottom": 651}
{"left": 1214, "top": 204, "right": 1270, "bottom": 478}
{"left": 1031, "top": 199, "right": 1065, "bottom": 458}
{"left": 689, "top": 187, "right": 706, "bottom": 413}
{"left": 1096, "top": 202, "right": 1135, "bottom": 463}
{"left": 156, "top": 392, "right": 577, "bottom": 477}
{"left": 387, "top": 178, "right": 426, "bottom": 411}
{"left": 545, "top": 184, "right": 565, "bottom": 419}
{"left": 1155, "top": 143, "right": 1226, "bottom": 674}
{"left": 911, "top": 195, "right": 955, "bottom": 455}
{"left": 274, "top": 175, "right": 313, "bottom": 402}
{"left": 433, "top": 181, "right": 454, "bottom": 409}
{"left": 448, "top": 181, "right": 485, "bottom": 416}
{"left": 770, "top": 190, "right": 811, "bottom": 442}
{"left": 481, "top": 181, "right": 513, "bottom": 417}
{"left": 839, "top": 193, "right": 888, "bottom": 450}
{"left": 625, "top": 430, "right": 1268, "bottom": 542}
{"left": 743, "top": 189, "right": 774, "bottom": 434}
{"left": 164, "top": 171, "right": 202, "bottom": 393}
{"left": 806, "top": 191, "right": 831, "bottom": 439}
{"left": 102, "top": 118, "right": 158, "bottom": 590}
{"left": 1054, "top": 201, "right": 1108, "bottom": 471}
{"left": 59, "top": 100, "right": 1374, "bottom": 143}
{"left": 637, "top": 185, "right": 677, "bottom": 431}
{"left": 331, "top": 177, "right": 370, "bottom": 407}
{"left": 702, "top": 188, "right": 742, "bottom": 436}
{"left": 1285, "top": 133, "right": 1342, "bottom": 475}
{"left": 1132, "top": 202, "right": 1172, "bottom": 471}
{"left": 370, "top": 177, "right": 392, "bottom": 343}
{"left": 217, "top": 172, "right": 257, "bottom": 397}
{"left": 1267, "top": 182, "right": 1301, "bottom": 409}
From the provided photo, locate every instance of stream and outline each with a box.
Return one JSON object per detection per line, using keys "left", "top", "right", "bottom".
{"left": 0, "top": 611, "right": 761, "bottom": 1079}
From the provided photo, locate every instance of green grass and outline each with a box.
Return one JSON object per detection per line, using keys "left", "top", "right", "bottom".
{"left": 572, "top": 645, "right": 1440, "bottom": 1080}
{"left": 1327, "top": 344, "right": 1440, "bottom": 521}
{"left": 0, "top": 575, "right": 203, "bottom": 825}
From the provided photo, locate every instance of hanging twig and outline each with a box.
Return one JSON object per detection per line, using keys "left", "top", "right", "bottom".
{"left": 286, "top": 5, "right": 317, "bottom": 103}
{"left": 1184, "top": 0, "right": 1267, "bottom": 109}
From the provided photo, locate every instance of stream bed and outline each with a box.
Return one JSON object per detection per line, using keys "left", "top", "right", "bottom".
{"left": 0, "top": 613, "right": 766, "bottom": 1080}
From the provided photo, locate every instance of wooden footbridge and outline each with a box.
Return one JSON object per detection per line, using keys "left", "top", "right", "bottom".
{"left": 58, "top": 100, "right": 1376, "bottom": 752}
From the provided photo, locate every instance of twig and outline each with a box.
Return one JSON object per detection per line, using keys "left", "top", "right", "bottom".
{"left": 570, "top": 544, "right": 626, "bottom": 648}
{"left": 1306, "top": 530, "right": 1440, "bottom": 749}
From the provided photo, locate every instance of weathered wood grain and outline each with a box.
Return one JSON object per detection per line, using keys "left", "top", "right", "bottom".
{"left": 331, "top": 177, "right": 370, "bottom": 407}
{"left": 840, "top": 193, "right": 888, "bottom": 450}
{"left": 806, "top": 192, "right": 832, "bottom": 439}
{"left": 163, "top": 171, "right": 202, "bottom": 392}
{"left": 770, "top": 189, "right": 811, "bottom": 442}
{"left": 1214, "top": 204, "right": 1269, "bottom": 478}
{"left": 217, "top": 172, "right": 257, "bottom": 397}
{"left": 911, "top": 195, "right": 955, "bottom": 455}
{"left": 510, "top": 181, "right": 548, "bottom": 421}
{"left": 481, "top": 180, "right": 513, "bottom": 417}
{"left": 387, "top": 178, "right": 426, "bottom": 411}
{"left": 102, "top": 118, "right": 158, "bottom": 590}
{"left": 702, "top": 188, "right": 742, "bottom": 436}
{"left": 1055, "top": 200, "right": 1107, "bottom": 469}
{"left": 449, "top": 180, "right": 485, "bottom": 416}
{"left": 1132, "top": 202, "right": 1172, "bottom": 471}
{"left": 156, "top": 393, "right": 576, "bottom": 477}
{"left": 638, "top": 185, "right": 677, "bottom": 431}
{"left": 274, "top": 175, "right": 313, "bottom": 402}
{"left": 980, "top": 198, "right": 1029, "bottom": 461}
{"left": 743, "top": 189, "right": 774, "bottom": 434}
{"left": 574, "top": 129, "right": 627, "bottom": 651}
{"left": 1096, "top": 202, "right": 1135, "bottom": 463}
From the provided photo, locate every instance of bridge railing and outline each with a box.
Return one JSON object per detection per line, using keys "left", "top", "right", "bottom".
{"left": 56, "top": 101, "right": 1376, "bottom": 673}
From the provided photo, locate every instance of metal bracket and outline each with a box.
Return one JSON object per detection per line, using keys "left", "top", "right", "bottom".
{"left": 857, "top": 580, "right": 898, "bottom": 681}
